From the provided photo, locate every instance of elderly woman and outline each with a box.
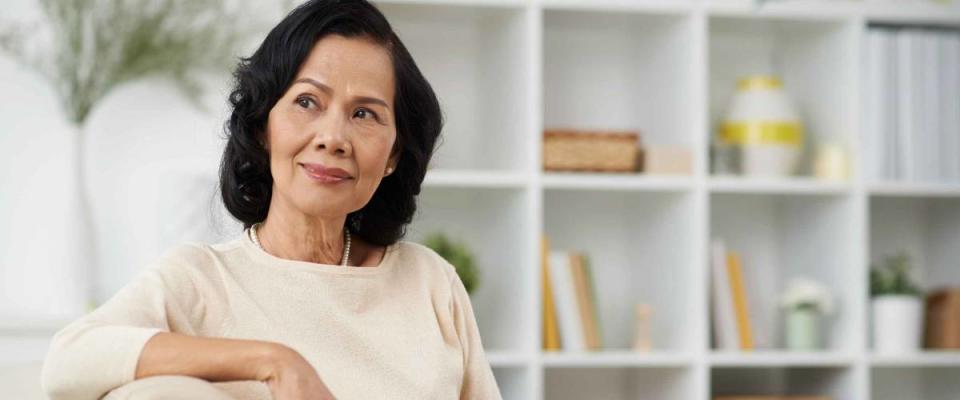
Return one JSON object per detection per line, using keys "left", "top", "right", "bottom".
{"left": 40, "top": 1, "right": 501, "bottom": 399}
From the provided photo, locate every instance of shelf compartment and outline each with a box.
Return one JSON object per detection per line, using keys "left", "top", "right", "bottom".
{"left": 545, "top": 366, "right": 695, "bottom": 400}
{"left": 543, "top": 9, "right": 698, "bottom": 148}
{"left": 378, "top": 3, "right": 531, "bottom": 171}
{"left": 869, "top": 197, "right": 960, "bottom": 353}
{"left": 409, "top": 187, "right": 534, "bottom": 353}
{"left": 708, "top": 15, "right": 857, "bottom": 177}
{"left": 871, "top": 366, "right": 960, "bottom": 400}
{"left": 712, "top": 366, "right": 856, "bottom": 399}
{"left": 544, "top": 190, "right": 698, "bottom": 352}
{"left": 710, "top": 193, "right": 859, "bottom": 351}
{"left": 492, "top": 365, "right": 533, "bottom": 400}
{"left": 868, "top": 197, "right": 960, "bottom": 290}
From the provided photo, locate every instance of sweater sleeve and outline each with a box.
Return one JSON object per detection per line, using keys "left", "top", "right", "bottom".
{"left": 448, "top": 266, "right": 502, "bottom": 400}
{"left": 41, "top": 252, "right": 203, "bottom": 400}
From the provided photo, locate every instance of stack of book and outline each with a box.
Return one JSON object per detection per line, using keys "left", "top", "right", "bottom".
{"left": 863, "top": 27, "right": 960, "bottom": 183}
{"left": 711, "top": 239, "right": 755, "bottom": 351}
{"left": 541, "top": 236, "right": 603, "bottom": 351}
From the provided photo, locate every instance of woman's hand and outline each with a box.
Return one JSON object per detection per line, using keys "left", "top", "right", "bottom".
{"left": 259, "top": 344, "right": 337, "bottom": 400}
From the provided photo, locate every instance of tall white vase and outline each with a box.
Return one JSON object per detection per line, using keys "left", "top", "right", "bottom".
{"left": 0, "top": 124, "right": 92, "bottom": 321}
{"left": 872, "top": 295, "right": 923, "bottom": 354}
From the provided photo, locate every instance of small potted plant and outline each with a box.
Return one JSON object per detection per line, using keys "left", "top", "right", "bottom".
{"left": 422, "top": 232, "right": 479, "bottom": 295}
{"left": 779, "top": 277, "right": 835, "bottom": 350}
{"left": 870, "top": 252, "right": 924, "bottom": 354}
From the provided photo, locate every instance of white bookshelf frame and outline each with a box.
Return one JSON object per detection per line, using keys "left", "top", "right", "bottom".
{"left": 3, "top": 0, "right": 959, "bottom": 399}
{"left": 386, "top": 0, "right": 960, "bottom": 399}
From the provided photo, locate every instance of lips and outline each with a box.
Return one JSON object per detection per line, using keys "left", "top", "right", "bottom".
{"left": 300, "top": 163, "right": 353, "bottom": 182}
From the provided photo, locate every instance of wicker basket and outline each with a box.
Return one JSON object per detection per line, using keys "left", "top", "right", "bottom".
{"left": 543, "top": 129, "right": 641, "bottom": 172}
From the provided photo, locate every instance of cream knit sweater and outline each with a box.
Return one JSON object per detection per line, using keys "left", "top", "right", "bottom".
{"left": 41, "top": 234, "right": 501, "bottom": 400}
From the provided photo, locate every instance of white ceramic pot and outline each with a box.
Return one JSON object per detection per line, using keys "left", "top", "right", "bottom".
{"left": 719, "top": 76, "right": 804, "bottom": 177}
{"left": 872, "top": 295, "right": 923, "bottom": 354}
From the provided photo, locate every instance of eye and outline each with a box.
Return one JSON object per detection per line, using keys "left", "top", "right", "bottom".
{"left": 295, "top": 95, "right": 315, "bottom": 109}
{"left": 354, "top": 108, "right": 379, "bottom": 121}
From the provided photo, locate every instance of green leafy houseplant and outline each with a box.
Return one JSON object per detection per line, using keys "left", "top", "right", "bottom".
{"left": 870, "top": 252, "right": 923, "bottom": 297}
{"left": 422, "top": 232, "right": 479, "bottom": 295}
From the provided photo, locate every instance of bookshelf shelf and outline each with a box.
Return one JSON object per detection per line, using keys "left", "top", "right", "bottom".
{"left": 870, "top": 351, "right": 960, "bottom": 367}
{"left": 868, "top": 182, "right": 960, "bottom": 198}
{"left": 423, "top": 169, "right": 531, "bottom": 188}
{"left": 540, "top": 351, "right": 693, "bottom": 367}
{"left": 709, "top": 351, "right": 857, "bottom": 367}
{"left": 708, "top": 176, "right": 851, "bottom": 195}
{"left": 487, "top": 351, "right": 534, "bottom": 367}
{"left": 543, "top": 173, "right": 694, "bottom": 192}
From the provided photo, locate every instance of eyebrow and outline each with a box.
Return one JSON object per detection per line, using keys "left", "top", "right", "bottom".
{"left": 293, "top": 77, "right": 390, "bottom": 110}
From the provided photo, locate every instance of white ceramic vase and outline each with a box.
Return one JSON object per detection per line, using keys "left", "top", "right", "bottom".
{"left": 872, "top": 295, "right": 923, "bottom": 354}
{"left": 719, "top": 76, "right": 804, "bottom": 177}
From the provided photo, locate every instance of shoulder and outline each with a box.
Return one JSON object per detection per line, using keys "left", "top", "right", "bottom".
{"left": 391, "top": 240, "right": 459, "bottom": 284}
{"left": 145, "top": 236, "right": 245, "bottom": 288}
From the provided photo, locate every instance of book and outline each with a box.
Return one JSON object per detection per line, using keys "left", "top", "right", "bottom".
{"left": 549, "top": 250, "right": 585, "bottom": 351}
{"left": 727, "top": 251, "right": 755, "bottom": 350}
{"left": 896, "top": 29, "right": 917, "bottom": 181}
{"left": 711, "top": 239, "right": 738, "bottom": 350}
{"left": 570, "top": 253, "right": 595, "bottom": 349}
{"left": 570, "top": 253, "right": 603, "bottom": 350}
{"left": 581, "top": 254, "right": 603, "bottom": 349}
{"left": 865, "top": 29, "right": 887, "bottom": 181}
{"left": 541, "top": 236, "right": 561, "bottom": 351}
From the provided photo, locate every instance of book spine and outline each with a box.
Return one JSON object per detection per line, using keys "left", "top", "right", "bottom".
{"left": 541, "top": 236, "right": 561, "bottom": 350}
{"left": 549, "top": 250, "right": 585, "bottom": 351}
{"left": 727, "top": 251, "right": 754, "bottom": 350}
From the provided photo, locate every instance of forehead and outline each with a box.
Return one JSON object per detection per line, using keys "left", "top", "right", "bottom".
{"left": 294, "top": 34, "right": 395, "bottom": 99}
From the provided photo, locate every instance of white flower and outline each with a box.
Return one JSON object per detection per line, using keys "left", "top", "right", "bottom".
{"left": 779, "top": 277, "right": 836, "bottom": 315}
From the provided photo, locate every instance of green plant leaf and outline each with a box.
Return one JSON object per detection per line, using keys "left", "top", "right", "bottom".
{"left": 422, "top": 232, "right": 480, "bottom": 295}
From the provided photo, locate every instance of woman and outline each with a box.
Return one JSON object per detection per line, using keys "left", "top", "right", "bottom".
{"left": 40, "top": 1, "right": 501, "bottom": 399}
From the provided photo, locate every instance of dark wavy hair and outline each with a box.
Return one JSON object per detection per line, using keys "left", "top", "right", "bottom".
{"left": 219, "top": 0, "right": 442, "bottom": 246}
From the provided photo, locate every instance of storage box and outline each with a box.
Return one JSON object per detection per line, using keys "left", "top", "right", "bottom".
{"left": 925, "top": 289, "right": 960, "bottom": 349}
{"left": 543, "top": 129, "right": 640, "bottom": 172}
{"left": 642, "top": 145, "right": 693, "bottom": 175}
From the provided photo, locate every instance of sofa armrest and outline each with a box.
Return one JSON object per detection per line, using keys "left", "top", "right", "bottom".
{"left": 102, "top": 375, "right": 237, "bottom": 400}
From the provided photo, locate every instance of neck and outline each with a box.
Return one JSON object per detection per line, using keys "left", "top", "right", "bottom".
{"left": 257, "top": 195, "right": 348, "bottom": 265}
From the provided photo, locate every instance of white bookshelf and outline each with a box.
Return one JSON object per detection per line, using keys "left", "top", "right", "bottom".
{"left": 3, "top": 1, "right": 959, "bottom": 399}
{"left": 385, "top": 0, "right": 960, "bottom": 399}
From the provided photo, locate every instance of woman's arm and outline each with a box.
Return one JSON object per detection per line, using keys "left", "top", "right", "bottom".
{"left": 134, "top": 332, "right": 280, "bottom": 381}
{"left": 447, "top": 264, "right": 503, "bottom": 400}
{"left": 41, "top": 250, "right": 213, "bottom": 399}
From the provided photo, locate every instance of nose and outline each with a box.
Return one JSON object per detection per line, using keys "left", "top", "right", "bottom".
{"left": 310, "top": 108, "right": 352, "bottom": 157}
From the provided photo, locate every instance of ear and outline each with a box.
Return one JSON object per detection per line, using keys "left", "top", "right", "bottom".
{"left": 258, "top": 130, "right": 269, "bottom": 151}
{"left": 385, "top": 149, "right": 400, "bottom": 176}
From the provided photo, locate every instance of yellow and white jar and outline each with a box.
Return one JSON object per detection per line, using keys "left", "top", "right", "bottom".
{"left": 718, "top": 76, "right": 804, "bottom": 177}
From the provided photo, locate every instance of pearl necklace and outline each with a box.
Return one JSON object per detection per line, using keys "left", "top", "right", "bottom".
{"left": 248, "top": 222, "right": 351, "bottom": 267}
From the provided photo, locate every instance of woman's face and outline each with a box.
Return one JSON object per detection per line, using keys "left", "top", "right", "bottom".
{"left": 265, "top": 34, "right": 398, "bottom": 220}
